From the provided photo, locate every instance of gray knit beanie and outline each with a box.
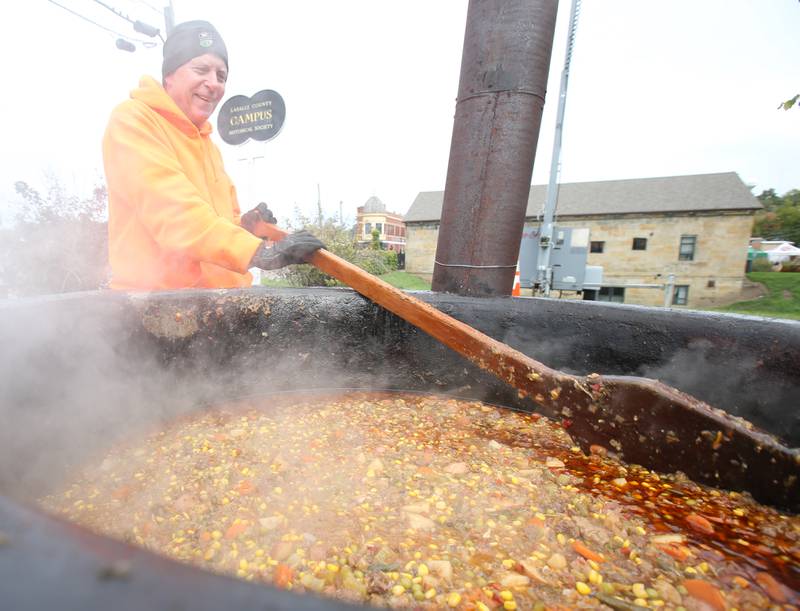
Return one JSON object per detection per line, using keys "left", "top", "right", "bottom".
{"left": 162, "top": 20, "right": 228, "bottom": 79}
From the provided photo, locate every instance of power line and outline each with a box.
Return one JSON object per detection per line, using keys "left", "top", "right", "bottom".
{"left": 45, "top": 0, "right": 157, "bottom": 47}
{"left": 126, "top": 0, "right": 162, "bottom": 18}
{"left": 91, "top": 0, "right": 135, "bottom": 26}
{"left": 91, "top": 0, "right": 163, "bottom": 42}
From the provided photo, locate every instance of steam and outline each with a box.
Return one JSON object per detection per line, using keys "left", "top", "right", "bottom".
{"left": 0, "top": 290, "right": 422, "bottom": 501}
{"left": 1, "top": 289, "right": 797, "bottom": 507}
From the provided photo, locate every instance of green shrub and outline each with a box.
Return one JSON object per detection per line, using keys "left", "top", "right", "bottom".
{"left": 354, "top": 249, "right": 392, "bottom": 276}
{"left": 370, "top": 228, "right": 381, "bottom": 250}
{"left": 750, "top": 257, "right": 773, "bottom": 272}
{"left": 282, "top": 217, "right": 357, "bottom": 287}
{"left": 280, "top": 215, "right": 397, "bottom": 286}
{"left": 383, "top": 250, "right": 399, "bottom": 271}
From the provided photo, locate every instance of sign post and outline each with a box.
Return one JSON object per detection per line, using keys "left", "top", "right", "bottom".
{"left": 218, "top": 90, "right": 286, "bottom": 285}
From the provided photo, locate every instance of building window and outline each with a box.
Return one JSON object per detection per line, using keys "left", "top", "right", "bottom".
{"left": 375, "top": 223, "right": 383, "bottom": 234}
{"left": 590, "top": 241, "right": 605, "bottom": 253}
{"left": 598, "top": 287, "right": 625, "bottom": 303}
{"left": 632, "top": 237, "right": 647, "bottom": 251}
{"left": 364, "top": 222, "right": 372, "bottom": 235}
{"left": 707, "top": 279, "right": 716, "bottom": 288}
{"left": 679, "top": 235, "right": 697, "bottom": 261}
{"left": 673, "top": 285, "right": 689, "bottom": 305}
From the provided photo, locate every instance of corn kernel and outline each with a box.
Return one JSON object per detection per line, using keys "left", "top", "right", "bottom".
{"left": 503, "top": 602, "right": 517, "bottom": 610}
{"left": 477, "top": 603, "right": 491, "bottom": 611}
{"left": 425, "top": 588, "right": 436, "bottom": 599}
{"left": 417, "top": 563, "right": 429, "bottom": 577}
{"left": 391, "top": 585, "right": 405, "bottom": 596}
{"left": 499, "top": 590, "right": 513, "bottom": 601}
{"left": 576, "top": 582, "right": 591, "bottom": 595}
{"left": 632, "top": 583, "right": 648, "bottom": 599}
{"left": 447, "top": 592, "right": 461, "bottom": 607}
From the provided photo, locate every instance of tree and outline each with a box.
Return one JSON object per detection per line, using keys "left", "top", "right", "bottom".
{"left": 753, "top": 188, "right": 800, "bottom": 246}
{"left": 1, "top": 174, "right": 108, "bottom": 296}
{"left": 280, "top": 209, "right": 397, "bottom": 287}
{"left": 370, "top": 228, "right": 381, "bottom": 250}
{"left": 778, "top": 94, "right": 798, "bottom": 111}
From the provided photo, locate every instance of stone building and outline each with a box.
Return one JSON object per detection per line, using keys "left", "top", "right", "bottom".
{"left": 403, "top": 172, "right": 760, "bottom": 307}
{"left": 355, "top": 196, "right": 406, "bottom": 251}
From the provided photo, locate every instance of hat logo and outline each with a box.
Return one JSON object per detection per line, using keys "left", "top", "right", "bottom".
{"left": 198, "top": 31, "right": 213, "bottom": 47}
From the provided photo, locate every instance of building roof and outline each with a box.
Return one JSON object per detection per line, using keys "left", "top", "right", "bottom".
{"left": 362, "top": 196, "right": 386, "bottom": 214}
{"left": 404, "top": 172, "right": 761, "bottom": 223}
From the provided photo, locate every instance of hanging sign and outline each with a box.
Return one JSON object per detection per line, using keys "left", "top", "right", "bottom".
{"left": 217, "top": 89, "right": 286, "bottom": 145}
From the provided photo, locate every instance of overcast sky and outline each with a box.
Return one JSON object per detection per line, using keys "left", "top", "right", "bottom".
{"left": 1, "top": 0, "right": 798, "bottom": 226}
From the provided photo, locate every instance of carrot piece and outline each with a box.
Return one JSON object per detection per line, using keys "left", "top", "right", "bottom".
{"left": 224, "top": 521, "right": 248, "bottom": 539}
{"left": 571, "top": 540, "right": 605, "bottom": 563}
{"left": 685, "top": 513, "right": 715, "bottom": 535}
{"left": 112, "top": 485, "right": 132, "bottom": 501}
{"left": 682, "top": 579, "right": 726, "bottom": 611}
{"left": 656, "top": 543, "right": 692, "bottom": 562}
{"left": 755, "top": 572, "right": 789, "bottom": 603}
{"left": 527, "top": 517, "right": 545, "bottom": 528}
{"left": 236, "top": 479, "right": 255, "bottom": 495}
{"left": 731, "top": 576, "right": 750, "bottom": 589}
{"left": 273, "top": 563, "right": 294, "bottom": 588}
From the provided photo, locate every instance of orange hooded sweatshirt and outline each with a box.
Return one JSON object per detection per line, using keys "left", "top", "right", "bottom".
{"left": 103, "top": 76, "right": 263, "bottom": 290}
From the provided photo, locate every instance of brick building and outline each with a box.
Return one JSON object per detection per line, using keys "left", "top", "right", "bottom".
{"left": 403, "top": 172, "right": 761, "bottom": 307}
{"left": 355, "top": 196, "right": 406, "bottom": 251}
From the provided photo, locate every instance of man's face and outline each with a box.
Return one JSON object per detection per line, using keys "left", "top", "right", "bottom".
{"left": 164, "top": 53, "right": 228, "bottom": 128}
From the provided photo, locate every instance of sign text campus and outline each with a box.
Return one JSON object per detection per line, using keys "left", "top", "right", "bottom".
{"left": 217, "top": 89, "right": 286, "bottom": 145}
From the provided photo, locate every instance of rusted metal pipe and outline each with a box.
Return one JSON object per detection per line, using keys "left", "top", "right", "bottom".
{"left": 432, "top": 0, "right": 559, "bottom": 296}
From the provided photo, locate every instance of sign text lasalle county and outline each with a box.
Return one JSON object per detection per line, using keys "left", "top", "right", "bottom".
{"left": 217, "top": 90, "right": 286, "bottom": 145}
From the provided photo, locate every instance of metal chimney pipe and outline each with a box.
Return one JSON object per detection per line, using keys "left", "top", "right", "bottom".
{"left": 432, "top": 0, "right": 559, "bottom": 296}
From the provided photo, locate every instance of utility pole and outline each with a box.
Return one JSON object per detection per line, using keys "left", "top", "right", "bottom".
{"left": 237, "top": 154, "right": 265, "bottom": 207}
{"left": 164, "top": 1, "right": 175, "bottom": 35}
{"left": 537, "top": 0, "right": 582, "bottom": 296}
{"left": 316, "top": 184, "right": 323, "bottom": 228}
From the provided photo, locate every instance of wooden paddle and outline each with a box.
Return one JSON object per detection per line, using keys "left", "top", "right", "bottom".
{"left": 256, "top": 223, "right": 799, "bottom": 509}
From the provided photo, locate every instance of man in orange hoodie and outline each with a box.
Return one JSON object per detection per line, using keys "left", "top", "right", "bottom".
{"left": 103, "top": 20, "right": 322, "bottom": 290}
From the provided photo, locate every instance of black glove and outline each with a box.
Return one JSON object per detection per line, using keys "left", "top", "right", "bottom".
{"left": 250, "top": 231, "right": 325, "bottom": 270}
{"left": 241, "top": 202, "right": 278, "bottom": 234}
